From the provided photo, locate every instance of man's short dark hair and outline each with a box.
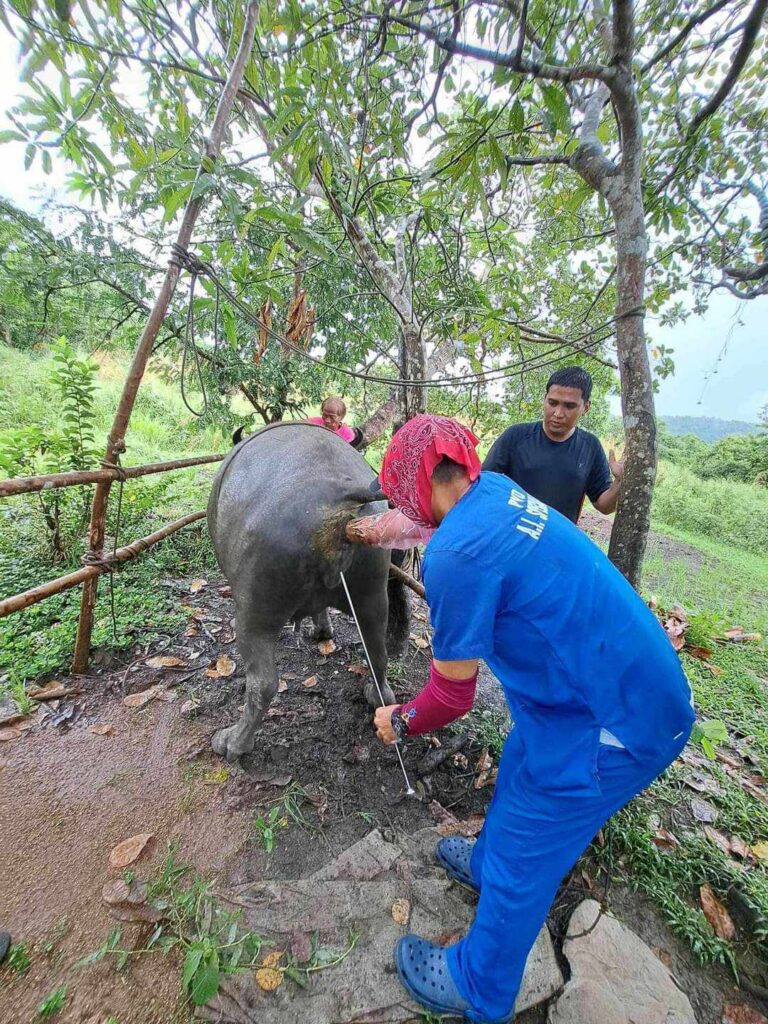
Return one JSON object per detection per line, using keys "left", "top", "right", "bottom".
{"left": 546, "top": 366, "right": 593, "bottom": 402}
{"left": 431, "top": 457, "right": 467, "bottom": 484}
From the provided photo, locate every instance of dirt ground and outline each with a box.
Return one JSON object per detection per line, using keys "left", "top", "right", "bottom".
{"left": 0, "top": 570, "right": 764, "bottom": 1023}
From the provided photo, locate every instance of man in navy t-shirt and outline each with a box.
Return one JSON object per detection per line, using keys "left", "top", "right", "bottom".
{"left": 351, "top": 414, "right": 693, "bottom": 1024}
{"left": 483, "top": 366, "right": 623, "bottom": 522}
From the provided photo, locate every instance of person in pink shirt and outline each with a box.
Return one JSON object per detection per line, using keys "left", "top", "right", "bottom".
{"left": 306, "top": 396, "right": 363, "bottom": 448}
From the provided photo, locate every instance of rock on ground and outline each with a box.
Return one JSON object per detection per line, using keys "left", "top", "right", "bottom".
{"left": 197, "top": 828, "right": 563, "bottom": 1023}
{"left": 548, "top": 899, "right": 697, "bottom": 1024}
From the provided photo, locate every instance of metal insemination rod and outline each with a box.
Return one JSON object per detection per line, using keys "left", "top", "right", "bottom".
{"left": 339, "top": 570, "right": 416, "bottom": 797}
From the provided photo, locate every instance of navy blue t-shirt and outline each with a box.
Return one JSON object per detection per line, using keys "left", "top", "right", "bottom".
{"left": 482, "top": 422, "right": 612, "bottom": 522}
{"left": 423, "top": 473, "right": 694, "bottom": 796}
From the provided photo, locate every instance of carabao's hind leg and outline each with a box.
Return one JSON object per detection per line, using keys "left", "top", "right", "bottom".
{"left": 212, "top": 609, "right": 281, "bottom": 763}
{"left": 351, "top": 588, "right": 396, "bottom": 708}
{"left": 311, "top": 607, "right": 334, "bottom": 641}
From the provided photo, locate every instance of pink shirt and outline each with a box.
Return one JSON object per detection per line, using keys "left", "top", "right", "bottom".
{"left": 306, "top": 417, "right": 356, "bottom": 443}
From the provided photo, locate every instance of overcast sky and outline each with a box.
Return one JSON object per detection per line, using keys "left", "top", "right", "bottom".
{"left": 0, "top": 29, "right": 765, "bottom": 425}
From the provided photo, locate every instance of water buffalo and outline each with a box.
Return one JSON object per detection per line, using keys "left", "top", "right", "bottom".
{"left": 206, "top": 422, "right": 410, "bottom": 762}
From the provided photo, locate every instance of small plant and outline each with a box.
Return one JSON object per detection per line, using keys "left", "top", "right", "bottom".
{"left": 253, "top": 805, "right": 289, "bottom": 854}
{"left": 37, "top": 985, "right": 67, "bottom": 1018}
{"left": 690, "top": 719, "right": 729, "bottom": 759}
{"left": 6, "top": 942, "right": 31, "bottom": 974}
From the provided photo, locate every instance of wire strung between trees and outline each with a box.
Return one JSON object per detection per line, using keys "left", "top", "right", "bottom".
{"left": 168, "top": 244, "right": 633, "bottom": 399}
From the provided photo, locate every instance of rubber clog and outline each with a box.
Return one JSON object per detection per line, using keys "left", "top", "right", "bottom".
{"left": 435, "top": 836, "right": 480, "bottom": 892}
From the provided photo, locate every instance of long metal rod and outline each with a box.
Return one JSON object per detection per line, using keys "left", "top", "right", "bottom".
{"left": 339, "top": 570, "right": 415, "bottom": 796}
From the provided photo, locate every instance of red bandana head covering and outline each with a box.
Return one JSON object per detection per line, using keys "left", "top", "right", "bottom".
{"left": 379, "top": 414, "right": 481, "bottom": 527}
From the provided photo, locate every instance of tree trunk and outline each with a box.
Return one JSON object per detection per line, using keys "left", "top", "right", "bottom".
{"left": 607, "top": 185, "right": 654, "bottom": 588}
{"left": 395, "top": 322, "right": 427, "bottom": 429}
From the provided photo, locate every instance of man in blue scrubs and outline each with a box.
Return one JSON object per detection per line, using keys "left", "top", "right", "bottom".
{"left": 358, "top": 414, "right": 694, "bottom": 1024}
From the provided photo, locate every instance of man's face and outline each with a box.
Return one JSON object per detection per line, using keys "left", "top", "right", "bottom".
{"left": 321, "top": 402, "right": 345, "bottom": 430}
{"left": 542, "top": 385, "right": 589, "bottom": 440}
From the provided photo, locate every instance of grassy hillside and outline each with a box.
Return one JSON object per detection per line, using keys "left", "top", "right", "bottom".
{"left": 662, "top": 415, "right": 761, "bottom": 442}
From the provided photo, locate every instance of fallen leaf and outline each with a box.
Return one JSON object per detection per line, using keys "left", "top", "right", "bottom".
{"left": 347, "top": 662, "right": 369, "bottom": 677}
{"left": 290, "top": 931, "right": 312, "bottom": 963}
{"left": 721, "top": 628, "right": 762, "bottom": 643}
{"left": 102, "top": 879, "right": 148, "bottom": 907}
{"left": 436, "top": 815, "right": 485, "bottom": 838}
{"left": 699, "top": 884, "right": 735, "bottom": 940}
{"left": 653, "top": 947, "right": 672, "bottom": 969}
{"left": 146, "top": 655, "right": 186, "bottom": 669}
{"left": 391, "top": 898, "right": 411, "bottom": 926}
{"left": 729, "top": 835, "right": 753, "bottom": 862}
{"left": 180, "top": 604, "right": 205, "bottom": 620}
{"left": 410, "top": 634, "right": 430, "bottom": 650}
{"left": 123, "top": 686, "right": 160, "bottom": 709}
{"left": 685, "top": 644, "right": 713, "bottom": 661}
{"left": 704, "top": 826, "right": 732, "bottom": 856}
{"left": 434, "top": 929, "right": 463, "bottom": 947}
{"left": 206, "top": 655, "right": 236, "bottom": 678}
{"left": 723, "top": 1003, "right": 768, "bottom": 1024}
{"left": 88, "top": 723, "right": 114, "bottom": 736}
{"left": 474, "top": 749, "right": 494, "bottom": 789}
{"left": 180, "top": 700, "right": 198, "bottom": 715}
{"left": 184, "top": 623, "right": 199, "bottom": 637}
{"left": 189, "top": 578, "right": 207, "bottom": 593}
{"left": 751, "top": 841, "right": 768, "bottom": 862}
{"left": 304, "top": 786, "right": 329, "bottom": 821}
{"left": 109, "top": 832, "right": 154, "bottom": 869}
{"left": 278, "top": 678, "right": 288, "bottom": 693}
{"left": 705, "top": 663, "right": 725, "bottom": 676}
{"left": 282, "top": 672, "right": 297, "bottom": 680}
{"left": 302, "top": 675, "right": 318, "bottom": 689}
{"left": 0, "top": 726, "right": 22, "bottom": 742}
{"left": 429, "top": 800, "right": 456, "bottom": 826}
{"left": 683, "top": 774, "right": 722, "bottom": 796}
{"left": 202, "top": 767, "right": 230, "bottom": 785}
{"left": 255, "top": 967, "right": 283, "bottom": 992}
{"left": 691, "top": 797, "right": 718, "bottom": 823}
{"left": 155, "top": 689, "right": 178, "bottom": 703}
{"left": 742, "top": 779, "right": 768, "bottom": 805}
{"left": 109, "top": 904, "right": 164, "bottom": 924}
{"left": 27, "top": 683, "right": 78, "bottom": 701}
{"left": 651, "top": 828, "right": 681, "bottom": 851}
{"left": 317, "top": 639, "right": 336, "bottom": 656}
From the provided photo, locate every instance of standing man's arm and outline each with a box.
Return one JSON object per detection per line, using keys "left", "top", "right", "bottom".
{"left": 482, "top": 429, "right": 513, "bottom": 476}
{"left": 591, "top": 446, "right": 625, "bottom": 515}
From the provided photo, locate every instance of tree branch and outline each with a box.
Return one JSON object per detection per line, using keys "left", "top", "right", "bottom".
{"left": 641, "top": 0, "right": 732, "bottom": 73}
{"left": 686, "top": 0, "right": 768, "bottom": 138}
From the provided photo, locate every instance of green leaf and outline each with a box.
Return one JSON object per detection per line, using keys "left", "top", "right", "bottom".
{"left": 509, "top": 100, "right": 524, "bottom": 134}
{"left": 540, "top": 84, "right": 570, "bottom": 133}
{"left": 183, "top": 945, "right": 205, "bottom": 991}
{"left": 0, "top": 129, "right": 26, "bottom": 143}
{"left": 189, "top": 952, "right": 220, "bottom": 1006}
{"left": 190, "top": 173, "right": 217, "bottom": 201}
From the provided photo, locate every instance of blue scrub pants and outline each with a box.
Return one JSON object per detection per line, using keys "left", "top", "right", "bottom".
{"left": 445, "top": 727, "right": 687, "bottom": 1023}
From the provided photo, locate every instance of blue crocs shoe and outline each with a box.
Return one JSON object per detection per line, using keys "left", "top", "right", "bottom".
{"left": 394, "top": 935, "right": 514, "bottom": 1023}
{"left": 435, "top": 836, "right": 480, "bottom": 892}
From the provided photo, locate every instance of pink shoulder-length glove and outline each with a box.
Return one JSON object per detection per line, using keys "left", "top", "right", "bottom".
{"left": 395, "top": 661, "right": 478, "bottom": 735}
{"left": 348, "top": 509, "right": 435, "bottom": 549}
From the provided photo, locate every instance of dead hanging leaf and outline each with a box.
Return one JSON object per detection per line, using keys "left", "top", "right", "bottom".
{"left": 255, "top": 949, "right": 284, "bottom": 992}
{"left": 189, "top": 578, "right": 207, "bottom": 593}
{"left": 109, "top": 832, "right": 154, "bottom": 869}
{"left": 751, "top": 841, "right": 768, "bottom": 862}
{"left": 278, "top": 678, "right": 289, "bottom": 693}
{"left": 436, "top": 815, "right": 485, "bottom": 838}
{"left": 691, "top": 797, "right": 718, "bottom": 823}
{"left": 347, "top": 663, "right": 369, "bottom": 677}
{"left": 391, "top": 898, "right": 411, "bottom": 926}
{"left": 206, "top": 655, "right": 236, "bottom": 679}
{"left": 317, "top": 639, "right": 336, "bottom": 656}
{"left": 146, "top": 655, "right": 186, "bottom": 669}
{"left": 722, "top": 1002, "right": 768, "bottom": 1024}
{"left": 88, "top": 723, "right": 114, "bottom": 736}
{"left": 704, "top": 826, "right": 732, "bottom": 856}
{"left": 651, "top": 828, "right": 681, "bottom": 852}
{"left": 123, "top": 686, "right": 161, "bottom": 709}
{"left": 302, "top": 675, "right": 318, "bottom": 689}
{"left": 699, "top": 884, "right": 736, "bottom": 940}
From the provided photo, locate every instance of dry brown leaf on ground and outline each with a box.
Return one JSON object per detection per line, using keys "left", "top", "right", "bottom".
{"left": 683, "top": 774, "right": 722, "bottom": 796}
{"left": 184, "top": 623, "right": 199, "bottom": 637}
{"left": 391, "top": 898, "right": 411, "bottom": 925}
{"left": 699, "top": 884, "right": 736, "bottom": 940}
{"left": 703, "top": 827, "right": 732, "bottom": 856}
{"left": 347, "top": 663, "right": 369, "bottom": 677}
{"left": 652, "top": 947, "right": 672, "bottom": 969}
{"left": 435, "top": 929, "right": 464, "bottom": 947}
{"left": 317, "top": 639, "right": 336, "bottom": 656}
{"left": 109, "top": 832, "right": 154, "bottom": 869}
{"left": 685, "top": 644, "right": 714, "bottom": 661}
{"left": 728, "top": 835, "right": 754, "bottom": 862}
{"left": 691, "top": 797, "right": 718, "bottom": 823}
{"left": 146, "top": 655, "right": 186, "bottom": 669}
{"left": 255, "top": 949, "right": 284, "bottom": 992}
{"left": 436, "top": 815, "right": 485, "bottom": 838}
{"left": 27, "top": 683, "right": 78, "bottom": 701}
{"left": 206, "top": 655, "right": 236, "bottom": 678}
{"left": 651, "top": 828, "right": 681, "bottom": 851}
{"left": 277, "top": 678, "right": 288, "bottom": 693}
{"left": 0, "top": 726, "right": 23, "bottom": 742}
{"left": 302, "top": 675, "right": 318, "bottom": 689}
{"left": 189, "top": 578, "right": 207, "bottom": 593}
{"left": 410, "top": 634, "right": 431, "bottom": 650}
{"left": 474, "top": 749, "right": 495, "bottom": 789}
{"left": 722, "top": 1002, "right": 768, "bottom": 1024}
{"left": 705, "top": 663, "right": 725, "bottom": 676}
{"left": 180, "top": 603, "right": 205, "bottom": 620}
{"left": 123, "top": 686, "right": 161, "bottom": 709}
{"left": 429, "top": 800, "right": 457, "bottom": 826}
{"left": 88, "top": 723, "right": 114, "bottom": 736}
{"left": 742, "top": 779, "right": 768, "bottom": 805}
{"left": 721, "top": 627, "right": 762, "bottom": 643}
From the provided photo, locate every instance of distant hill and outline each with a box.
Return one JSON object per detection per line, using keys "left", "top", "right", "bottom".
{"left": 662, "top": 416, "right": 761, "bottom": 442}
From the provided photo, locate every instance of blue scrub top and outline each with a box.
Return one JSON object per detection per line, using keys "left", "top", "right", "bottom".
{"left": 423, "top": 472, "right": 694, "bottom": 796}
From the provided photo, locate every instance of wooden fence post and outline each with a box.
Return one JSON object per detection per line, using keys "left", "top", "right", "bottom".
{"left": 71, "top": 1, "right": 260, "bottom": 673}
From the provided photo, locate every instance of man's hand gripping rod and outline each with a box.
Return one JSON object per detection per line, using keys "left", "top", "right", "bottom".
{"left": 339, "top": 570, "right": 416, "bottom": 797}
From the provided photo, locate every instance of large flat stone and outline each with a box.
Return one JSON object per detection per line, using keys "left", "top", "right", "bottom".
{"left": 548, "top": 899, "right": 696, "bottom": 1024}
{"left": 197, "top": 827, "right": 563, "bottom": 1023}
